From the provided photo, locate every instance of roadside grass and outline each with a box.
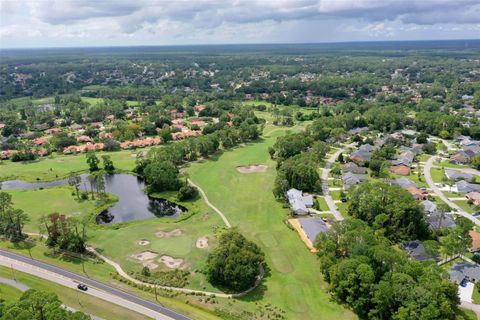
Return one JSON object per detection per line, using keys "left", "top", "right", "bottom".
{"left": 459, "top": 308, "right": 478, "bottom": 320}
{"left": 330, "top": 190, "right": 342, "bottom": 200}
{"left": 430, "top": 167, "right": 445, "bottom": 183}
{"left": 418, "top": 154, "right": 430, "bottom": 162}
{"left": 435, "top": 161, "right": 469, "bottom": 169}
{"left": 6, "top": 186, "right": 100, "bottom": 232}
{"left": 0, "top": 148, "right": 143, "bottom": 182}
{"left": 0, "top": 282, "right": 23, "bottom": 304}
{"left": 316, "top": 197, "right": 329, "bottom": 211}
{"left": 453, "top": 200, "right": 477, "bottom": 214}
{"left": 0, "top": 266, "right": 151, "bottom": 320}
{"left": 0, "top": 240, "right": 222, "bottom": 320}
{"left": 187, "top": 126, "right": 355, "bottom": 319}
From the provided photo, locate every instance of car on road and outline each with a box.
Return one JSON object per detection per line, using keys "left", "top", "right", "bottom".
{"left": 77, "top": 283, "right": 88, "bottom": 291}
{"left": 473, "top": 212, "right": 480, "bottom": 217}
{"left": 460, "top": 279, "right": 468, "bottom": 287}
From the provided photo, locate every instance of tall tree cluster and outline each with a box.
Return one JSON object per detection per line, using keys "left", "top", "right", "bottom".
{"left": 0, "top": 192, "right": 28, "bottom": 243}
{"left": 315, "top": 219, "right": 459, "bottom": 320}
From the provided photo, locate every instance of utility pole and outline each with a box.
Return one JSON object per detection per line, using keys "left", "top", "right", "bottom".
{"left": 10, "top": 264, "right": 16, "bottom": 281}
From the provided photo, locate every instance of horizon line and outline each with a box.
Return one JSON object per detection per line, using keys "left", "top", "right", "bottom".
{"left": 1, "top": 38, "right": 480, "bottom": 51}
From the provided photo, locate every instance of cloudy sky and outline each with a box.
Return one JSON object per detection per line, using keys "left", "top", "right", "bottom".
{"left": 1, "top": 0, "right": 479, "bottom": 48}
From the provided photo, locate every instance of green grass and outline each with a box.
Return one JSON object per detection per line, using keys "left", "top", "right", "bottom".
{"left": 430, "top": 167, "right": 445, "bottom": 183}
{"left": 0, "top": 282, "right": 23, "bottom": 304}
{"left": 459, "top": 308, "right": 478, "bottom": 320}
{"left": 81, "top": 97, "right": 140, "bottom": 106}
{"left": 0, "top": 149, "right": 144, "bottom": 182}
{"left": 88, "top": 195, "right": 224, "bottom": 292}
{"left": 453, "top": 200, "right": 477, "bottom": 214}
{"left": 0, "top": 266, "right": 151, "bottom": 320}
{"left": 186, "top": 126, "right": 355, "bottom": 319}
{"left": 435, "top": 161, "right": 469, "bottom": 169}
{"left": 472, "top": 285, "right": 480, "bottom": 305}
{"left": 316, "top": 197, "right": 329, "bottom": 211}
{"left": 6, "top": 186, "right": 100, "bottom": 232}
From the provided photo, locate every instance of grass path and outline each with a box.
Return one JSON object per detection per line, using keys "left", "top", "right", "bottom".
{"left": 186, "top": 127, "right": 355, "bottom": 320}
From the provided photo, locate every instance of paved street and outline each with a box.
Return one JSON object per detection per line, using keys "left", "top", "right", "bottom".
{"left": 424, "top": 156, "right": 480, "bottom": 226}
{"left": 0, "top": 249, "right": 191, "bottom": 320}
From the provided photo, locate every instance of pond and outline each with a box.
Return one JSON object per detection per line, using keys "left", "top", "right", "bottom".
{"left": 0, "top": 173, "right": 188, "bottom": 224}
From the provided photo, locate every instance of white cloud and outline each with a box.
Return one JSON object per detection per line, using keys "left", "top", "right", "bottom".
{"left": 0, "top": 0, "right": 479, "bottom": 47}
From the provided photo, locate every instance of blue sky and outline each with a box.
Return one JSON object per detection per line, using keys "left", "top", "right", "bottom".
{"left": 1, "top": 0, "right": 479, "bottom": 48}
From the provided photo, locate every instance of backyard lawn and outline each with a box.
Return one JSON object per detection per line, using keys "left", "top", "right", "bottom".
{"left": 186, "top": 125, "right": 355, "bottom": 320}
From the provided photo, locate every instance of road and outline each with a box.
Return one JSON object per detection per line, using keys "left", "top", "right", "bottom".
{"left": 424, "top": 156, "right": 480, "bottom": 226}
{"left": 0, "top": 249, "right": 191, "bottom": 320}
{"left": 321, "top": 144, "right": 354, "bottom": 221}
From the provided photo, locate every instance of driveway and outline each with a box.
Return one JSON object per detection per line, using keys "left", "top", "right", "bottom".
{"left": 459, "top": 282, "right": 475, "bottom": 303}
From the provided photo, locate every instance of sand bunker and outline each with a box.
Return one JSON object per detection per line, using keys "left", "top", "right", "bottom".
{"left": 196, "top": 237, "right": 209, "bottom": 249}
{"left": 159, "top": 255, "right": 184, "bottom": 269}
{"left": 155, "top": 229, "right": 183, "bottom": 238}
{"left": 137, "top": 239, "right": 150, "bottom": 246}
{"left": 132, "top": 251, "right": 158, "bottom": 261}
{"left": 142, "top": 260, "right": 158, "bottom": 270}
{"left": 236, "top": 164, "right": 268, "bottom": 173}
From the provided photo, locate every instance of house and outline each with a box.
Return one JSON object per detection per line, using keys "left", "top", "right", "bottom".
{"left": 449, "top": 262, "right": 480, "bottom": 284}
{"left": 456, "top": 180, "right": 480, "bottom": 194}
{"left": 33, "top": 137, "right": 48, "bottom": 145}
{"left": 391, "top": 177, "right": 417, "bottom": 189}
{"left": 427, "top": 211, "right": 456, "bottom": 230}
{"left": 400, "top": 240, "right": 433, "bottom": 261}
{"left": 172, "top": 130, "right": 202, "bottom": 140}
{"left": 390, "top": 164, "right": 411, "bottom": 176}
{"left": 44, "top": 128, "right": 61, "bottom": 135}
{"left": 348, "top": 127, "right": 368, "bottom": 135}
{"left": 466, "top": 192, "right": 480, "bottom": 206}
{"left": 342, "top": 172, "right": 367, "bottom": 188}
{"left": 445, "top": 169, "right": 473, "bottom": 182}
{"left": 342, "top": 162, "right": 367, "bottom": 174}
{"left": 349, "top": 150, "right": 372, "bottom": 164}
{"left": 359, "top": 144, "right": 375, "bottom": 153}
{"left": 421, "top": 200, "right": 437, "bottom": 214}
{"left": 286, "top": 188, "right": 314, "bottom": 215}
{"left": 190, "top": 120, "right": 207, "bottom": 127}
{"left": 470, "top": 231, "right": 480, "bottom": 251}
{"left": 450, "top": 152, "right": 470, "bottom": 164}
{"left": 298, "top": 216, "right": 329, "bottom": 244}
{"left": 407, "top": 186, "right": 428, "bottom": 200}
{"left": 194, "top": 105, "right": 206, "bottom": 112}
{"left": 77, "top": 135, "right": 92, "bottom": 143}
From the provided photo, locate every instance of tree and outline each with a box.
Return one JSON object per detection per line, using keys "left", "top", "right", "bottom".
{"left": 472, "top": 154, "right": 480, "bottom": 170}
{"left": 177, "top": 185, "right": 198, "bottom": 201}
{"left": 144, "top": 160, "right": 180, "bottom": 192}
{"left": 347, "top": 181, "right": 429, "bottom": 241}
{"left": 102, "top": 155, "right": 115, "bottom": 173}
{"left": 43, "top": 213, "right": 88, "bottom": 253}
{"left": 50, "top": 132, "right": 76, "bottom": 150}
{"left": 86, "top": 152, "right": 99, "bottom": 172}
{"left": 1, "top": 289, "right": 90, "bottom": 319}
{"left": 0, "top": 192, "right": 28, "bottom": 243}
{"left": 206, "top": 229, "right": 264, "bottom": 291}
{"left": 67, "top": 174, "right": 81, "bottom": 199}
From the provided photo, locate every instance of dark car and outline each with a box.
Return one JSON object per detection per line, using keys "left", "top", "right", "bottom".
{"left": 77, "top": 283, "right": 88, "bottom": 291}
{"left": 460, "top": 279, "right": 468, "bottom": 287}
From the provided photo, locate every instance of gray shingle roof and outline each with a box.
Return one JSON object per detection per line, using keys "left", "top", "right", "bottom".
{"left": 299, "top": 216, "right": 329, "bottom": 244}
{"left": 400, "top": 240, "right": 432, "bottom": 261}
{"left": 449, "top": 262, "right": 480, "bottom": 284}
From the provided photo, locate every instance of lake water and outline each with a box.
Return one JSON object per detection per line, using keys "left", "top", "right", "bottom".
{"left": 0, "top": 173, "right": 188, "bottom": 224}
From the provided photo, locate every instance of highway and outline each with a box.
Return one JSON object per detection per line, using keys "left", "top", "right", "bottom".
{"left": 0, "top": 249, "right": 191, "bottom": 320}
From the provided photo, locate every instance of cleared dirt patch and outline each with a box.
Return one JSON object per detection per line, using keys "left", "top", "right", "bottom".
{"left": 196, "top": 236, "right": 209, "bottom": 249}
{"left": 236, "top": 164, "right": 268, "bottom": 173}
{"left": 159, "top": 255, "right": 184, "bottom": 269}
{"left": 132, "top": 251, "right": 158, "bottom": 261}
{"left": 155, "top": 229, "right": 183, "bottom": 238}
{"left": 137, "top": 239, "right": 150, "bottom": 246}
{"left": 142, "top": 260, "right": 158, "bottom": 270}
